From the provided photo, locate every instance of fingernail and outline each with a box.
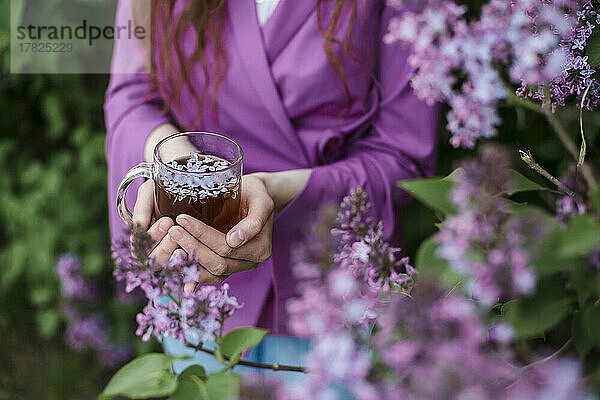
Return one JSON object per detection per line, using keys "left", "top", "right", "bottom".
{"left": 158, "top": 218, "right": 172, "bottom": 233}
{"left": 228, "top": 230, "right": 245, "bottom": 247}
{"left": 176, "top": 214, "right": 190, "bottom": 228}
{"left": 184, "top": 282, "right": 198, "bottom": 294}
{"left": 169, "top": 227, "right": 183, "bottom": 241}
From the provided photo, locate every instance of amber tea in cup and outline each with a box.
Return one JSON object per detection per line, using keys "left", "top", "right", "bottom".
{"left": 117, "top": 132, "right": 243, "bottom": 233}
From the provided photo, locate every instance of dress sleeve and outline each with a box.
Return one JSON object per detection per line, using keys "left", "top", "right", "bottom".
{"left": 275, "top": 5, "right": 440, "bottom": 240}
{"left": 104, "top": 0, "right": 170, "bottom": 241}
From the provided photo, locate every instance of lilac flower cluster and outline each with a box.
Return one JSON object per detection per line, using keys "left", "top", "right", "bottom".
{"left": 372, "top": 283, "right": 517, "bottom": 399}
{"left": 65, "top": 314, "right": 130, "bottom": 366}
{"left": 504, "top": 358, "right": 588, "bottom": 400}
{"left": 55, "top": 254, "right": 96, "bottom": 299}
{"left": 281, "top": 196, "right": 587, "bottom": 400}
{"left": 168, "top": 152, "right": 230, "bottom": 173}
{"left": 556, "top": 194, "right": 587, "bottom": 220}
{"left": 370, "top": 282, "right": 588, "bottom": 400}
{"left": 281, "top": 331, "right": 376, "bottom": 400}
{"left": 135, "top": 283, "right": 241, "bottom": 343}
{"left": 55, "top": 254, "right": 130, "bottom": 366}
{"left": 555, "top": 167, "right": 589, "bottom": 221}
{"left": 436, "top": 146, "right": 542, "bottom": 304}
{"left": 331, "top": 188, "right": 415, "bottom": 294}
{"left": 158, "top": 153, "right": 239, "bottom": 202}
{"left": 288, "top": 188, "right": 414, "bottom": 336}
{"left": 385, "top": 0, "right": 578, "bottom": 147}
{"left": 519, "top": 1, "right": 600, "bottom": 110}
{"left": 282, "top": 188, "right": 415, "bottom": 399}
{"left": 590, "top": 244, "right": 600, "bottom": 270}
{"left": 112, "top": 227, "right": 242, "bottom": 343}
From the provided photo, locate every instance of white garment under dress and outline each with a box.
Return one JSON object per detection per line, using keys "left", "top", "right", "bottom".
{"left": 256, "top": 0, "right": 281, "bottom": 26}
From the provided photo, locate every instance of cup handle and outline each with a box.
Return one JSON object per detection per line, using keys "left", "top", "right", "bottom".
{"left": 116, "top": 162, "right": 154, "bottom": 224}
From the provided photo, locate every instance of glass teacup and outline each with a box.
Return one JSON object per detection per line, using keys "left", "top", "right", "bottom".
{"left": 117, "top": 131, "right": 243, "bottom": 233}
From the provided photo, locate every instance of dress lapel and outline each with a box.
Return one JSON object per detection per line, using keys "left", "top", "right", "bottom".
{"left": 228, "top": 0, "right": 310, "bottom": 165}
{"left": 261, "top": 0, "right": 317, "bottom": 62}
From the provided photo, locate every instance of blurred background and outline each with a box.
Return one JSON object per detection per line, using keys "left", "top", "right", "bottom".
{"left": 0, "top": 1, "right": 159, "bottom": 398}
{"left": 0, "top": 0, "right": 599, "bottom": 399}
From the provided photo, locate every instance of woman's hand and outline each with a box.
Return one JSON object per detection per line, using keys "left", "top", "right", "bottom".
{"left": 167, "top": 174, "right": 275, "bottom": 285}
{"left": 132, "top": 180, "right": 218, "bottom": 286}
{"left": 132, "top": 180, "right": 177, "bottom": 263}
{"left": 131, "top": 168, "right": 310, "bottom": 286}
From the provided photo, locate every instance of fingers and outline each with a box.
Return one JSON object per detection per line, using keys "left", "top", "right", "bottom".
{"left": 196, "top": 273, "right": 226, "bottom": 286}
{"left": 133, "top": 180, "right": 155, "bottom": 230}
{"left": 168, "top": 225, "right": 258, "bottom": 276}
{"left": 149, "top": 229, "right": 180, "bottom": 265}
{"left": 175, "top": 214, "right": 272, "bottom": 263}
{"left": 227, "top": 180, "right": 274, "bottom": 248}
{"left": 146, "top": 217, "right": 174, "bottom": 252}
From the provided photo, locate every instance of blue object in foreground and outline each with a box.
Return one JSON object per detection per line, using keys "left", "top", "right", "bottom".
{"left": 163, "top": 334, "right": 311, "bottom": 382}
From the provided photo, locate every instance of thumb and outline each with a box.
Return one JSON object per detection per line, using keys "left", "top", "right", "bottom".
{"left": 226, "top": 185, "right": 273, "bottom": 248}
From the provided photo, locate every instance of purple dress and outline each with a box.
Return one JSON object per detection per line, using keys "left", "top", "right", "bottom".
{"left": 105, "top": 0, "right": 439, "bottom": 335}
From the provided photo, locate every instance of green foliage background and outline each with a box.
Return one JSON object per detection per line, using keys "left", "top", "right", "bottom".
{"left": 0, "top": 1, "right": 148, "bottom": 398}
{"left": 0, "top": 0, "right": 599, "bottom": 398}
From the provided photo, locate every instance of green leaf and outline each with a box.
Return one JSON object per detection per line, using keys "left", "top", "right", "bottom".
{"left": 415, "top": 236, "right": 465, "bottom": 289}
{"left": 399, "top": 170, "right": 459, "bottom": 216}
{"left": 502, "top": 298, "right": 571, "bottom": 338}
{"left": 568, "top": 262, "right": 600, "bottom": 307}
{"left": 169, "top": 375, "right": 208, "bottom": 400}
{"left": 507, "top": 171, "right": 556, "bottom": 195}
{"left": 591, "top": 185, "right": 600, "bottom": 211}
{"left": 214, "top": 347, "right": 225, "bottom": 365}
{"left": 42, "top": 94, "right": 67, "bottom": 140}
{"left": 399, "top": 169, "right": 554, "bottom": 217}
{"left": 558, "top": 216, "right": 600, "bottom": 258}
{"left": 29, "top": 286, "right": 53, "bottom": 307}
{"left": 220, "top": 327, "right": 268, "bottom": 359}
{"left": 36, "top": 308, "right": 59, "bottom": 339}
{"left": 530, "top": 225, "right": 580, "bottom": 276}
{"left": 586, "top": 28, "right": 600, "bottom": 68}
{"left": 502, "top": 280, "right": 573, "bottom": 338}
{"left": 229, "top": 353, "right": 242, "bottom": 367}
{"left": 179, "top": 365, "right": 207, "bottom": 381}
{"left": 204, "top": 373, "right": 240, "bottom": 400}
{"left": 572, "top": 311, "right": 593, "bottom": 356}
{"left": 98, "top": 353, "right": 177, "bottom": 400}
{"left": 572, "top": 306, "right": 600, "bottom": 357}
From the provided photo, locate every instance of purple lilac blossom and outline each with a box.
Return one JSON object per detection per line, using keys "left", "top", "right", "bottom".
{"left": 55, "top": 254, "right": 96, "bottom": 299}
{"left": 372, "top": 283, "right": 517, "bottom": 399}
{"left": 556, "top": 194, "right": 587, "bottom": 220}
{"left": 112, "top": 226, "right": 242, "bottom": 343}
{"left": 370, "top": 281, "right": 588, "bottom": 400}
{"left": 282, "top": 189, "right": 414, "bottom": 399}
{"left": 108, "top": 193, "right": 589, "bottom": 398}
{"left": 385, "top": 0, "right": 578, "bottom": 147}
{"left": 436, "top": 146, "right": 543, "bottom": 304}
{"left": 489, "top": 322, "right": 515, "bottom": 345}
{"left": 331, "top": 187, "right": 415, "bottom": 294}
{"left": 284, "top": 306, "right": 376, "bottom": 399}
{"left": 554, "top": 167, "right": 589, "bottom": 222}
{"left": 590, "top": 244, "right": 600, "bottom": 270}
{"left": 519, "top": 1, "right": 600, "bottom": 111}
{"left": 56, "top": 254, "right": 130, "bottom": 366}
{"left": 65, "top": 314, "right": 130, "bottom": 367}
{"left": 135, "top": 283, "right": 242, "bottom": 343}
{"left": 504, "top": 358, "right": 589, "bottom": 400}
{"left": 281, "top": 187, "right": 586, "bottom": 398}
